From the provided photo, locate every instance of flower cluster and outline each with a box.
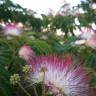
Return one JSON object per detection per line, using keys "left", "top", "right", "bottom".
{"left": 80, "top": 27, "right": 96, "bottom": 49}
{"left": 19, "top": 45, "right": 92, "bottom": 96}
{"left": 22, "top": 65, "right": 32, "bottom": 74}
{"left": 19, "top": 45, "right": 36, "bottom": 61}
{"left": 10, "top": 74, "right": 20, "bottom": 85}
{"left": 4, "top": 23, "right": 23, "bottom": 37}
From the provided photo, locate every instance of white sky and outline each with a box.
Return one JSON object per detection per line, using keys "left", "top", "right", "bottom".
{"left": 13, "top": 0, "right": 81, "bottom": 14}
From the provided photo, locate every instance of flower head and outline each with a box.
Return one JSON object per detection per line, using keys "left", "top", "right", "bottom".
{"left": 10, "top": 74, "right": 20, "bottom": 85}
{"left": 80, "top": 27, "right": 96, "bottom": 49}
{"left": 33, "top": 56, "right": 91, "bottom": 96}
{"left": 22, "top": 65, "right": 32, "bottom": 74}
{"left": 80, "top": 27, "right": 94, "bottom": 40}
{"left": 19, "top": 45, "right": 91, "bottom": 96}
{"left": 4, "top": 23, "right": 23, "bottom": 36}
{"left": 19, "top": 45, "right": 36, "bottom": 61}
{"left": 85, "top": 35, "right": 96, "bottom": 49}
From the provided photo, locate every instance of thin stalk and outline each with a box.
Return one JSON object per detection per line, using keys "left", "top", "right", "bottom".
{"left": 42, "top": 71, "right": 46, "bottom": 96}
{"left": 18, "top": 83, "right": 31, "bottom": 96}
{"left": 25, "top": 76, "right": 39, "bottom": 96}
{"left": 32, "top": 85, "right": 38, "bottom": 96}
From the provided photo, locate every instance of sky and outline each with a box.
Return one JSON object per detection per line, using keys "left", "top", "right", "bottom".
{"left": 13, "top": 0, "right": 82, "bottom": 14}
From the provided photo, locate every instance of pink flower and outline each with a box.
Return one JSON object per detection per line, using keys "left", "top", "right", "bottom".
{"left": 19, "top": 45, "right": 91, "bottom": 96}
{"left": 19, "top": 45, "right": 36, "bottom": 61}
{"left": 4, "top": 23, "right": 23, "bottom": 36}
{"left": 85, "top": 35, "right": 96, "bottom": 49}
{"left": 80, "top": 27, "right": 96, "bottom": 49}
{"left": 80, "top": 27, "right": 94, "bottom": 40}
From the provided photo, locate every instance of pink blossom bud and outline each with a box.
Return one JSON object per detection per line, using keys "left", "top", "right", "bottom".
{"left": 19, "top": 45, "right": 36, "bottom": 61}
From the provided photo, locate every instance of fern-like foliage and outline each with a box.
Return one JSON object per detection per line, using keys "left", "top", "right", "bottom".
{"left": 0, "top": 32, "right": 96, "bottom": 96}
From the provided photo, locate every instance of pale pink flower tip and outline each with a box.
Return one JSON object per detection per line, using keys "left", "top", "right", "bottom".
{"left": 19, "top": 45, "right": 35, "bottom": 61}
{"left": 85, "top": 35, "right": 96, "bottom": 49}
